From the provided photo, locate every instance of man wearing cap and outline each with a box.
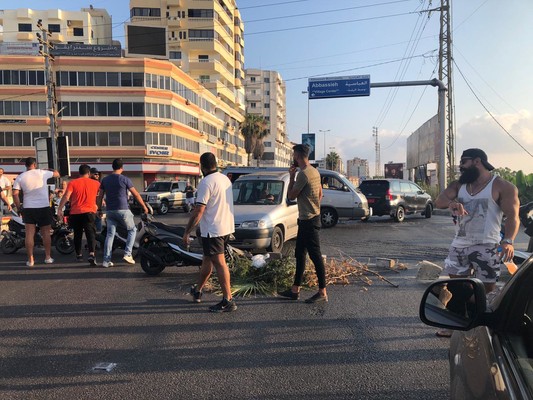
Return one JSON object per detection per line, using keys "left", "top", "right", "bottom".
{"left": 435, "top": 148, "right": 519, "bottom": 336}
{"left": 90, "top": 167, "right": 103, "bottom": 232}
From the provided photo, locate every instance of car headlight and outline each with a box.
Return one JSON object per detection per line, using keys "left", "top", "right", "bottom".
{"left": 148, "top": 195, "right": 158, "bottom": 202}
{"left": 241, "top": 220, "right": 267, "bottom": 229}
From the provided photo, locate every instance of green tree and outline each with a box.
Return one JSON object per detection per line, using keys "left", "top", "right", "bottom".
{"left": 240, "top": 113, "right": 269, "bottom": 166}
{"left": 515, "top": 170, "right": 533, "bottom": 203}
{"left": 326, "top": 151, "right": 340, "bottom": 171}
{"left": 493, "top": 167, "right": 516, "bottom": 184}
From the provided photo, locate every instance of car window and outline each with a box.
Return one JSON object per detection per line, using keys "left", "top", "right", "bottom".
{"left": 233, "top": 180, "right": 284, "bottom": 205}
{"left": 410, "top": 183, "right": 422, "bottom": 193}
{"left": 171, "top": 183, "right": 179, "bottom": 191}
{"left": 359, "top": 181, "right": 388, "bottom": 195}
{"left": 390, "top": 181, "right": 400, "bottom": 191}
{"left": 146, "top": 182, "right": 171, "bottom": 192}
{"left": 322, "top": 176, "right": 343, "bottom": 190}
{"left": 399, "top": 182, "right": 411, "bottom": 193}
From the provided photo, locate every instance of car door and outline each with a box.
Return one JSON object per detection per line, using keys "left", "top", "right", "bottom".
{"left": 321, "top": 174, "right": 352, "bottom": 218}
{"left": 449, "top": 263, "right": 533, "bottom": 399}
{"left": 410, "top": 182, "right": 426, "bottom": 212}
{"left": 399, "top": 181, "right": 415, "bottom": 213}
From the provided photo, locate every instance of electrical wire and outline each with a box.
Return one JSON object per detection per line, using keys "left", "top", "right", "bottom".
{"left": 454, "top": 59, "right": 533, "bottom": 158}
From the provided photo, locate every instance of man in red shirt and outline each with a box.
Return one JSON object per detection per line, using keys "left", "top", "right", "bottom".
{"left": 58, "top": 164, "right": 101, "bottom": 266}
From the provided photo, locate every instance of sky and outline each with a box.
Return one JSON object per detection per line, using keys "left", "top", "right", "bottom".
{"left": 11, "top": 0, "right": 533, "bottom": 174}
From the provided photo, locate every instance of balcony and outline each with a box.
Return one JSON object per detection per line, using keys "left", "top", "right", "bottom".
{"left": 202, "top": 79, "right": 234, "bottom": 103}
{"left": 167, "top": 0, "right": 182, "bottom": 5}
{"left": 167, "top": 16, "right": 181, "bottom": 26}
{"left": 50, "top": 32, "right": 65, "bottom": 42}
{"left": 17, "top": 32, "right": 33, "bottom": 41}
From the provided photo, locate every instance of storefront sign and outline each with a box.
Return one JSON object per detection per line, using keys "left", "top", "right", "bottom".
{"left": 146, "top": 144, "right": 172, "bottom": 157}
{"left": 51, "top": 44, "right": 122, "bottom": 57}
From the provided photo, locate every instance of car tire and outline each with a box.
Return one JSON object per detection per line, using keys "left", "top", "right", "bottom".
{"left": 55, "top": 235, "right": 75, "bottom": 254}
{"left": 394, "top": 206, "right": 405, "bottom": 222}
{"left": 321, "top": 207, "right": 338, "bottom": 228}
{"left": 0, "top": 237, "right": 19, "bottom": 254}
{"left": 424, "top": 203, "right": 433, "bottom": 219}
{"left": 268, "top": 226, "right": 284, "bottom": 253}
{"left": 157, "top": 200, "right": 169, "bottom": 215}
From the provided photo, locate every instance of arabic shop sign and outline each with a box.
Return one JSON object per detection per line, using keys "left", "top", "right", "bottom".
{"left": 308, "top": 75, "right": 370, "bottom": 99}
{"left": 51, "top": 44, "right": 122, "bottom": 57}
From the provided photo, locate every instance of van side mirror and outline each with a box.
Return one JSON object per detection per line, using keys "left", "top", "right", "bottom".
{"left": 286, "top": 198, "right": 297, "bottom": 206}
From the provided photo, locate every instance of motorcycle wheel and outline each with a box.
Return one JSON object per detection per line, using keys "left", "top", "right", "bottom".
{"left": 0, "top": 237, "right": 19, "bottom": 254}
{"left": 56, "top": 235, "right": 75, "bottom": 254}
{"left": 140, "top": 247, "right": 166, "bottom": 276}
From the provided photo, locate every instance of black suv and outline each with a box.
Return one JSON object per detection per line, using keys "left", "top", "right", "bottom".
{"left": 358, "top": 179, "right": 433, "bottom": 222}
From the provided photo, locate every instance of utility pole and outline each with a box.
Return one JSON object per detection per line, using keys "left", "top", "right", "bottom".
{"left": 36, "top": 20, "right": 59, "bottom": 173}
{"left": 438, "top": 0, "right": 455, "bottom": 184}
{"left": 372, "top": 126, "right": 380, "bottom": 177}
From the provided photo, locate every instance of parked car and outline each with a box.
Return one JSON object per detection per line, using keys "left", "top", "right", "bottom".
{"left": 319, "top": 169, "right": 371, "bottom": 228}
{"left": 419, "top": 254, "right": 533, "bottom": 399}
{"left": 358, "top": 178, "right": 433, "bottom": 222}
{"left": 223, "top": 167, "right": 371, "bottom": 228}
{"left": 231, "top": 171, "right": 298, "bottom": 254}
{"left": 130, "top": 180, "right": 188, "bottom": 215}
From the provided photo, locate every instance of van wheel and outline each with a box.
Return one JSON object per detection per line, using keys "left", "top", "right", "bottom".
{"left": 157, "top": 200, "right": 169, "bottom": 215}
{"left": 424, "top": 204, "right": 433, "bottom": 218}
{"left": 394, "top": 206, "right": 405, "bottom": 222}
{"left": 321, "top": 208, "right": 338, "bottom": 228}
{"left": 268, "top": 226, "right": 284, "bottom": 253}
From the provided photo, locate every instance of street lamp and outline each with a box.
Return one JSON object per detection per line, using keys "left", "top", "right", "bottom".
{"left": 318, "top": 129, "right": 330, "bottom": 161}
{"left": 302, "top": 90, "right": 309, "bottom": 134}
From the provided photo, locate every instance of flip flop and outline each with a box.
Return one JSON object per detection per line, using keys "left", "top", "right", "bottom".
{"left": 436, "top": 329, "right": 453, "bottom": 338}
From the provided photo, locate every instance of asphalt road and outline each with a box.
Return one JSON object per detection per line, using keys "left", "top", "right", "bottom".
{"left": 0, "top": 212, "right": 529, "bottom": 400}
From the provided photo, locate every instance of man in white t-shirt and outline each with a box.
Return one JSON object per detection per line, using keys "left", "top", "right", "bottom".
{"left": 13, "top": 157, "right": 60, "bottom": 267}
{"left": 183, "top": 152, "right": 236, "bottom": 313}
{"left": 0, "top": 167, "right": 12, "bottom": 216}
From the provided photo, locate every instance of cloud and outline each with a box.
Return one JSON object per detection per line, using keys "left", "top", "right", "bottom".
{"left": 457, "top": 110, "right": 533, "bottom": 173}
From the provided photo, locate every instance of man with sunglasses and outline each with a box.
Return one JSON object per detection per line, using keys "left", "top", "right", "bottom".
{"left": 434, "top": 148, "right": 519, "bottom": 337}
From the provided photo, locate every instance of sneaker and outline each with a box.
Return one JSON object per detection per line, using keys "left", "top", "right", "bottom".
{"left": 76, "top": 254, "right": 83, "bottom": 262}
{"left": 123, "top": 255, "right": 135, "bottom": 264}
{"left": 88, "top": 256, "right": 97, "bottom": 267}
{"left": 278, "top": 289, "right": 299, "bottom": 301}
{"left": 304, "top": 292, "right": 328, "bottom": 304}
{"left": 209, "top": 299, "right": 237, "bottom": 313}
{"left": 44, "top": 258, "right": 54, "bottom": 264}
{"left": 190, "top": 285, "right": 203, "bottom": 303}
{"left": 26, "top": 260, "right": 34, "bottom": 267}
{"left": 102, "top": 261, "right": 114, "bottom": 268}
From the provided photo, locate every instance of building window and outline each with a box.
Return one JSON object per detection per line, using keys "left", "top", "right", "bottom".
{"left": 265, "top": 90, "right": 270, "bottom": 96}
{"left": 264, "top": 103, "right": 270, "bottom": 108}
{"left": 199, "top": 75, "right": 210, "bottom": 83}
{"left": 199, "top": 55, "right": 209, "bottom": 62}
{"left": 250, "top": 77, "right": 256, "bottom": 82}
{"left": 264, "top": 77, "right": 270, "bottom": 83}
{"left": 189, "top": 29, "right": 214, "bottom": 39}
{"left": 18, "top": 24, "right": 32, "bottom": 32}
{"left": 48, "top": 24, "right": 61, "bottom": 33}
{"left": 130, "top": 7, "right": 161, "bottom": 17}
{"left": 250, "top": 103, "right": 256, "bottom": 108}
{"left": 169, "top": 51, "right": 182, "bottom": 59}
{"left": 73, "top": 27, "right": 84, "bottom": 36}
{"left": 188, "top": 9, "right": 214, "bottom": 18}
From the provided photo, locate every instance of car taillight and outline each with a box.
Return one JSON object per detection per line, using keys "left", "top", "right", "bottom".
{"left": 386, "top": 189, "right": 393, "bottom": 201}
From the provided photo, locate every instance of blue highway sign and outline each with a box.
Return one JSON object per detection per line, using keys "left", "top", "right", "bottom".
{"left": 308, "top": 75, "right": 370, "bottom": 99}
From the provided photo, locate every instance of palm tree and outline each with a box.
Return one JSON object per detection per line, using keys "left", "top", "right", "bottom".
{"left": 240, "top": 113, "right": 269, "bottom": 166}
{"left": 326, "top": 151, "right": 340, "bottom": 171}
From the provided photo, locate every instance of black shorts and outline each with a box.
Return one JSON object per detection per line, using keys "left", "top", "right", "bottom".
{"left": 201, "top": 234, "right": 229, "bottom": 256}
{"left": 22, "top": 207, "right": 53, "bottom": 227}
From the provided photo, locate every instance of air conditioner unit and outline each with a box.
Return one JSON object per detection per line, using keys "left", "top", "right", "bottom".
{"left": 67, "top": 20, "right": 72, "bottom": 27}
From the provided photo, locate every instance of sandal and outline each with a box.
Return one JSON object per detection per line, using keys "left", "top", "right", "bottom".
{"left": 436, "top": 329, "right": 453, "bottom": 338}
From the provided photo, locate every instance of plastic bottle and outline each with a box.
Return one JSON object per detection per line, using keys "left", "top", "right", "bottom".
{"left": 504, "top": 261, "right": 518, "bottom": 275}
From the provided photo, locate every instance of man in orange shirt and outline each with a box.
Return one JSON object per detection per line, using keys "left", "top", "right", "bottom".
{"left": 58, "top": 164, "right": 101, "bottom": 266}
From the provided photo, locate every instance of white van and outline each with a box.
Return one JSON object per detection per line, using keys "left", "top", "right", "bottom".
{"left": 222, "top": 166, "right": 370, "bottom": 229}
{"left": 231, "top": 171, "right": 298, "bottom": 254}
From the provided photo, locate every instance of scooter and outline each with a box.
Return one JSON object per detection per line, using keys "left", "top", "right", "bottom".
{"left": 138, "top": 213, "right": 244, "bottom": 276}
{"left": 0, "top": 209, "right": 74, "bottom": 255}
{"left": 95, "top": 206, "right": 153, "bottom": 256}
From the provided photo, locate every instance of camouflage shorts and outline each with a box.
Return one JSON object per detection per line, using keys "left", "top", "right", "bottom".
{"left": 444, "top": 243, "right": 501, "bottom": 283}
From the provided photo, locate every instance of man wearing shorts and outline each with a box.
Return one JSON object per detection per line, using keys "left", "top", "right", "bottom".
{"left": 12, "top": 157, "right": 60, "bottom": 267}
{"left": 435, "top": 148, "right": 519, "bottom": 336}
{"left": 183, "top": 152, "right": 236, "bottom": 312}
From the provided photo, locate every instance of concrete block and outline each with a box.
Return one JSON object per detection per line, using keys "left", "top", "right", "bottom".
{"left": 376, "top": 258, "right": 396, "bottom": 268}
{"left": 416, "top": 260, "right": 443, "bottom": 281}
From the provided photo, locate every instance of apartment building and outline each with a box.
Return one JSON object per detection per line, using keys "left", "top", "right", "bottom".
{"left": 346, "top": 157, "right": 370, "bottom": 185}
{"left": 0, "top": 4, "right": 248, "bottom": 187}
{"left": 244, "top": 69, "right": 292, "bottom": 167}
{"left": 0, "top": 7, "right": 114, "bottom": 46}
{"left": 126, "top": 0, "right": 245, "bottom": 115}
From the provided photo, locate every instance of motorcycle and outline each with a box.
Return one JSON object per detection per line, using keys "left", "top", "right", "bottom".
{"left": 0, "top": 209, "right": 74, "bottom": 255}
{"left": 95, "top": 205, "right": 153, "bottom": 256}
{"left": 138, "top": 213, "right": 244, "bottom": 276}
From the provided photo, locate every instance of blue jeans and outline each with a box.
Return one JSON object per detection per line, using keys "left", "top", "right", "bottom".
{"left": 104, "top": 209, "right": 136, "bottom": 262}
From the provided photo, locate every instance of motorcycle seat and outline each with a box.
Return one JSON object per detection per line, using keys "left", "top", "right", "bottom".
{"left": 152, "top": 222, "right": 186, "bottom": 237}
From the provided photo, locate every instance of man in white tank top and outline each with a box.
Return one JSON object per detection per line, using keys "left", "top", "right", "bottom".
{"left": 434, "top": 149, "right": 519, "bottom": 337}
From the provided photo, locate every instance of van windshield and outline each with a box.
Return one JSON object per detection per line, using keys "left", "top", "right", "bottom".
{"left": 233, "top": 180, "right": 284, "bottom": 205}
{"left": 145, "top": 182, "right": 172, "bottom": 192}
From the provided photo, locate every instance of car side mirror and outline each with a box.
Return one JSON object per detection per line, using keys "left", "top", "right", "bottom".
{"left": 418, "top": 190, "right": 425, "bottom": 195}
{"left": 342, "top": 185, "right": 349, "bottom": 192}
{"left": 286, "top": 198, "right": 297, "bottom": 206}
{"left": 419, "top": 278, "right": 487, "bottom": 331}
